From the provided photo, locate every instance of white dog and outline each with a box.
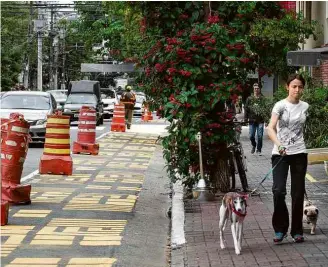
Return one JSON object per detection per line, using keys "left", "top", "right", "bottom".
{"left": 219, "top": 192, "right": 247, "bottom": 255}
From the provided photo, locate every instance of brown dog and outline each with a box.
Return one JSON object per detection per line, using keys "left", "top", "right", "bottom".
{"left": 304, "top": 200, "right": 319, "bottom": 235}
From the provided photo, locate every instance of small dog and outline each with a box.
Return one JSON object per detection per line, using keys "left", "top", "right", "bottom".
{"left": 303, "top": 200, "right": 319, "bottom": 235}
{"left": 219, "top": 192, "right": 247, "bottom": 255}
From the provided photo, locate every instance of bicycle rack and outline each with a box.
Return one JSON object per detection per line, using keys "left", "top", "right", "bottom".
{"left": 193, "top": 132, "right": 215, "bottom": 202}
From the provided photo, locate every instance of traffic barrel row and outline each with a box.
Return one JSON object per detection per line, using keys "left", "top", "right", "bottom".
{"left": 1, "top": 113, "right": 32, "bottom": 205}
{"left": 73, "top": 106, "right": 99, "bottom": 155}
{"left": 39, "top": 112, "right": 73, "bottom": 175}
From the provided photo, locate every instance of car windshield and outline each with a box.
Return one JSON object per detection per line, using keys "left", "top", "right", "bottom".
{"left": 1, "top": 95, "right": 50, "bottom": 110}
{"left": 101, "top": 91, "right": 115, "bottom": 99}
{"left": 66, "top": 94, "right": 97, "bottom": 104}
{"left": 50, "top": 91, "right": 67, "bottom": 99}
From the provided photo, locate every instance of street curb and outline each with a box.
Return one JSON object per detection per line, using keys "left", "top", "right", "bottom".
{"left": 171, "top": 180, "right": 186, "bottom": 249}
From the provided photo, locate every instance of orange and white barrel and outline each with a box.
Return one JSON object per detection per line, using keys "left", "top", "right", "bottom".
{"left": 1, "top": 113, "right": 31, "bottom": 204}
{"left": 73, "top": 106, "right": 99, "bottom": 155}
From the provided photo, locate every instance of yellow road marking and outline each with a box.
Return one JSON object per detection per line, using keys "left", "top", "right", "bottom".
{"left": 306, "top": 173, "right": 317, "bottom": 182}
{"left": 13, "top": 210, "right": 51, "bottom": 218}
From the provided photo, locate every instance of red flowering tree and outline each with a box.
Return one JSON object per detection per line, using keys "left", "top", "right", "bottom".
{"left": 123, "top": 1, "right": 317, "bottom": 192}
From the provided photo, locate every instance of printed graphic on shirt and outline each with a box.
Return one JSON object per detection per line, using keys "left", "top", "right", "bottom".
{"left": 272, "top": 99, "right": 309, "bottom": 155}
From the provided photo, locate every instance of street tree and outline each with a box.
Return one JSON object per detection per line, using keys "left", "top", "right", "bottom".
{"left": 1, "top": 1, "right": 30, "bottom": 91}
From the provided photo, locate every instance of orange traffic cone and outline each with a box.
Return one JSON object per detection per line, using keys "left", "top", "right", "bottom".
{"left": 1, "top": 113, "right": 32, "bottom": 204}
{"left": 111, "top": 104, "right": 126, "bottom": 132}
{"left": 1, "top": 201, "right": 9, "bottom": 225}
{"left": 39, "top": 111, "right": 73, "bottom": 175}
{"left": 73, "top": 106, "right": 99, "bottom": 155}
{"left": 142, "top": 108, "right": 153, "bottom": 122}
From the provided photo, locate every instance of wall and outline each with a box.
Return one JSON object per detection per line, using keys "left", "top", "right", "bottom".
{"left": 312, "top": 60, "right": 328, "bottom": 86}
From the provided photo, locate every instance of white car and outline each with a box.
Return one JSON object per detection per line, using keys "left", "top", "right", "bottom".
{"left": 0, "top": 91, "right": 58, "bottom": 143}
{"left": 101, "top": 89, "right": 118, "bottom": 119}
{"left": 133, "top": 92, "right": 146, "bottom": 117}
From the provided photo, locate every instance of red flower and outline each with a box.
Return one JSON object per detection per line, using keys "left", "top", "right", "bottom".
{"left": 208, "top": 15, "right": 220, "bottom": 24}
{"left": 240, "top": 58, "right": 250, "bottom": 64}
{"left": 180, "top": 70, "right": 192, "bottom": 77}
{"left": 185, "top": 103, "right": 192, "bottom": 108}
{"left": 209, "top": 83, "right": 214, "bottom": 87}
{"left": 184, "top": 138, "right": 190, "bottom": 142}
{"left": 177, "top": 30, "right": 185, "bottom": 37}
{"left": 189, "top": 47, "right": 198, "bottom": 52}
{"left": 184, "top": 57, "right": 192, "bottom": 63}
{"left": 145, "top": 67, "right": 151, "bottom": 77}
{"left": 155, "top": 63, "right": 166, "bottom": 72}
{"left": 179, "top": 14, "right": 189, "bottom": 19}
{"left": 197, "top": 85, "right": 205, "bottom": 91}
{"left": 165, "top": 45, "right": 174, "bottom": 52}
{"left": 167, "top": 67, "right": 177, "bottom": 75}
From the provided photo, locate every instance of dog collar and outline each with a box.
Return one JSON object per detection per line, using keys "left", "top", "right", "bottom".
{"left": 231, "top": 205, "right": 247, "bottom": 217}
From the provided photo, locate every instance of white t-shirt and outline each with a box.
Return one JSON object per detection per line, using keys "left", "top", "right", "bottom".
{"left": 272, "top": 99, "right": 309, "bottom": 155}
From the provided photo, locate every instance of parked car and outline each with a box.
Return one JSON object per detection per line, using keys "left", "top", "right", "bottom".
{"left": 48, "top": 89, "right": 68, "bottom": 110}
{"left": 133, "top": 91, "right": 146, "bottom": 117}
{"left": 101, "top": 88, "right": 118, "bottom": 119}
{"left": 63, "top": 80, "right": 104, "bottom": 125}
{"left": 0, "top": 91, "right": 57, "bottom": 143}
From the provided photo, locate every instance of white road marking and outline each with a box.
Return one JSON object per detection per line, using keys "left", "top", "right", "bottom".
{"left": 21, "top": 169, "right": 39, "bottom": 183}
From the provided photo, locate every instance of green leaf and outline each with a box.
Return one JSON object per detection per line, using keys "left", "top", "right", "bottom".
{"left": 192, "top": 10, "right": 199, "bottom": 21}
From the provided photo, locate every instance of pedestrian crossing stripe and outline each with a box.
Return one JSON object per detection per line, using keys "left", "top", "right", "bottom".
{"left": 31, "top": 191, "right": 72, "bottom": 203}
{"left": 306, "top": 173, "right": 328, "bottom": 183}
{"left": 32, "top": 174, "right": 91, "bottom": 184}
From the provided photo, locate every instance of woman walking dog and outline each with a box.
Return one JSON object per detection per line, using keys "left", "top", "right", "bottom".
{"left": 267, "top": 74, "right": 309, "bottom": 243}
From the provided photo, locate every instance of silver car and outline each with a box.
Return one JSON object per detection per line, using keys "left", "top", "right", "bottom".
{"left": 0, "top": 91, "right": 58, "bottom": 143}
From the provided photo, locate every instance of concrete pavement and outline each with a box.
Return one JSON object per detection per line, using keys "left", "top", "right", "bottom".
{"left": 170, "top": 127, "right": 328, "bottom": 267}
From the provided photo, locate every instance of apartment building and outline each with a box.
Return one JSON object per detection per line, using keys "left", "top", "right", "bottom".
{"left": 287, "top": 1, "right": 328, "bottom": 85}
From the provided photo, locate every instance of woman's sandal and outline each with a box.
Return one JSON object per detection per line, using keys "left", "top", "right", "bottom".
{"left": 273, "top": 232, "right": 287, "bottom": 243}
{"left": 292, "top": 234, "right": 304, "bottom": 243}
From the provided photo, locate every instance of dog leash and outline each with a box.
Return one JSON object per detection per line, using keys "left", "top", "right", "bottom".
{"left": 249, "top": 156, "right": 284, "bottom": 196}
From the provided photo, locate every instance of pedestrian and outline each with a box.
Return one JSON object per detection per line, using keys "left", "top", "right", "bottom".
{"left": 244, "top": 83, "right": 265, "bottom": 155}
{"left": 267, "top": 73, "right": 309, "bottom": 243}
{"left": 120, "top": 85, "right": 136, "bottom": 129}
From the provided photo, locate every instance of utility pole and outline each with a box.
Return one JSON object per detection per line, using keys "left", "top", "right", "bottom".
{"left": 60, "top": 28, "right": 66, "bottom": 89}
{"left": 49, "top": 4, "right": 54, "bottom": 90}
{"left": 54, "top": 35, "right": 59, "bottom": 90}
{"left": 23, "top": 1, "right": 34, "bottom": 89}
{"left": 36, "top": 2, "right": 44, "bottom": 91}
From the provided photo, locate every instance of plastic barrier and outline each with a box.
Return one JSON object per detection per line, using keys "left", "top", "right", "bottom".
{"left": 73, "top": 106, "right": 99, "bottom": 155}
{"left": 111, "top": 104, "right": 126, "bottom": 132}
{"left": 39, "top": 112, "right": 73, "bottom": 175}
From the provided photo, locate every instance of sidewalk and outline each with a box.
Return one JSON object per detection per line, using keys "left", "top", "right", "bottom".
{"left": 171, "top": 127, "right": 328, "bottom": 267}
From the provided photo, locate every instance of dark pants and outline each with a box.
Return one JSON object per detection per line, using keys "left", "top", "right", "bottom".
{"left": 271, "top": 153, "right": 307, "bottom": 237}
{"left": 249, "top": 122, "right": 264, "bottom": 151}
{"left": 125, "top": 108, "right": 133, "bottom": 128}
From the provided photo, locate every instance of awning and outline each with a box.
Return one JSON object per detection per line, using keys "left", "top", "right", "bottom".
{"left": 287, "top": 47, "right": 328, "bottom": 66}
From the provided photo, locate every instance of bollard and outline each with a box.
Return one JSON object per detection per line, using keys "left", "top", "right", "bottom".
{"left": 110, "top": 104, "right": 126, "bottom": 132}
{"left": 1, "top": 113, "right": 32, "bottom": 204}
{"left": 39, "top": 111, "right": 73, "bottom": 175}
{"left": 73, "top": 106, "right": 99, "bottom": 155}
{"left": 1, "top": 201, "right": 9, "bottom": 225}
{"left": 193, "top": 132, "right": 215, "bottom": 201}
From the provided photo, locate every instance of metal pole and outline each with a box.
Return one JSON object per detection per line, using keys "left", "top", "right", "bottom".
{"left": 49, "top": 4, "right": 54, "bottom": 90}
{"left": 54, "top": 36, "right": 59, "bottom": 90}
{"left": 37, "top": 5, "right": 43, "bottom": 91}
{"left": 61, "top": 29, "right": 66, "bottom": 89}
{"left": 24, "top": 1, "right": 34, "bottom": 89}
{"left": 193, "top": 132, "right": 215, "bottom": 201}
